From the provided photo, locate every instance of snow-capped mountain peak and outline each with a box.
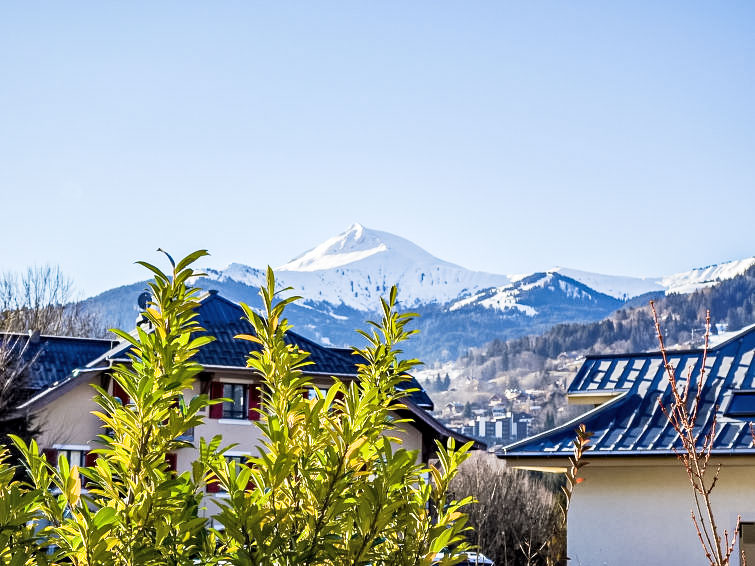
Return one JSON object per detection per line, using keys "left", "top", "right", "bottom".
{"left": 211, "top": 224, "right": 510, "bottom": 311}
{"left": 277, "top": 223, "right": 452, "bottom": 273}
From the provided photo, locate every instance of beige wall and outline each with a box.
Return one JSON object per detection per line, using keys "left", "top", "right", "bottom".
{"left": 392, "top": 420, "right": 424, "bottom": 461}
{"left": 36, "top": 380, "right": 103, "bottom": 450}
{"left": 568, "top": 459, "right": 755, "bottom": 566}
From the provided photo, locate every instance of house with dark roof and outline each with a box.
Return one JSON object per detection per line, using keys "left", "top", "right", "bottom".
{"left": 7, "top": 290, "right": 478, "bottom": 515}
{"left": 499, "top": 326, "right": 755, "bottom": 566}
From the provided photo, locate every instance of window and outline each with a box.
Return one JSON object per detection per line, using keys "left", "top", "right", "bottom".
{"left": 222, "top": 383, "right": 248, "bottom": 419}
{"left": 226, "top": 454, "right": 246, "bottom": 468}
{"left": 57, "top": 448, "right": 86, "bottom": 469}
{"left": 304, "top": 387, "right": 330, "bottom": 401}
{"left": 42, "top": 446, "right": 96, "bottom": 487}
{"left": 741, "top": 522, "right": 755, "bottom": 565}
{"left": 209, "top": 381, "right": 261, "bottom": 420}
{"left": 45, "top": 444, "right": 89, "bottom": 468}
{"left": 725, "top": 391, "right": 755, "bottom": 417}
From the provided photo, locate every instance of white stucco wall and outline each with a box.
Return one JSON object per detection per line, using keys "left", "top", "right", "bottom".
{"left": 568, "top": 459, "right": 755, "bottom": 566}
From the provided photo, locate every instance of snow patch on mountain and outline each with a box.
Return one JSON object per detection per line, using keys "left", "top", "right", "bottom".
{"left": 552, "top": 267, "right": 664, "bottom": 300}
{"left": 449, "top": 286, "right": 538, "bottom": 316}
{"left": 661, "top": 258, "right": 755, "bottom": 295}
{"left": 478, "top": 289, "right": 538, "bottom": 316}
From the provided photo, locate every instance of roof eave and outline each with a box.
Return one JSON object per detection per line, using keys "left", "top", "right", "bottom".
{"left": 497, "top": 390, "right": 631, "bottom": 457}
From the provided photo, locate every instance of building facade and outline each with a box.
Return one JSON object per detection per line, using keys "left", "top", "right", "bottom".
{"left": 499, "top": 326, "right": 755, "bottom": 566}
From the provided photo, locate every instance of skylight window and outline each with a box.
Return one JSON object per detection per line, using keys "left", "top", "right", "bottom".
{"left": 724, "top": 391, "right": 755, "bottom": 417}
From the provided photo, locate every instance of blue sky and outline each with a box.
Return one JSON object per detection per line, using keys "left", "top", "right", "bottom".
{"left": 2, "top": 2, "right": 754, "bottom": 297}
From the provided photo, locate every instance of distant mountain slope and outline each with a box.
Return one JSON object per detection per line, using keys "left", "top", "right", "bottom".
{"left": 461, "top": 263, "right": 755, "bottom": 376}
{"left": 409, "top": 272, "right": 624, "bottom": 360}
{"left": 82, "top": 270, "right": 625, "bottom": 362}
{"left": 551, "top": 267, "right": 665, "bottom": 300}
{"left": 79, "top": 224, "right": 755, "bottom": 363}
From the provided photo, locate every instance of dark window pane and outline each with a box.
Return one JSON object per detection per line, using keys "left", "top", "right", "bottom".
{"left": 222, "top": 383, "right": 248, "bottom": 419}
{"left": 726, "top": 392, "right": 755, "bottom": 416}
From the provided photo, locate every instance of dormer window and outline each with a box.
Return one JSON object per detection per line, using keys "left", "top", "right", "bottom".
{"left": 724, "top": 391, "right": 755, "bottom": 417}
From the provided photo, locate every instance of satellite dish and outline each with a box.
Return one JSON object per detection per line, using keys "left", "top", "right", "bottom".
{"left": 137, "top": 292, "right": 151, "bottom": 310}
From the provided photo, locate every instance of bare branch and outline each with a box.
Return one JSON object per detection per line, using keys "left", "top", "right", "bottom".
{"left": 651, "top": 302, "right": 739, "bottom": 566}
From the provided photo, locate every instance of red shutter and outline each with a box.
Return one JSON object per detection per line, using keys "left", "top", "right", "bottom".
{"left": 82, "top": 451, "right": 98, "bottom": 487}
{"left": 206, "top": 475, "right": 220, "bottom": 493}
{"left": 246, "top": 460, "right": 255, "bottom": 491}
{"left": 165, "top": 453, "right": 178, "bottom": 473}
{"left": 112, "top": 381, "right": 130, "bottom": 405}
{"left": 209, "top": 382, "right": 224, "bottom": 419}
{"left": 85, "top": 451, "right": 98, "bottom": 467}
{"left": 42, "top": 448, "right": 58, "bottom": 465}
{"left": 248, "top": 385, "right": 261, "bottom": 421}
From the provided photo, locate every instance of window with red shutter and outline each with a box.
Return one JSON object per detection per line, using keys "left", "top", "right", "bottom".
{"left": 82, "top": 452, "right": 99, "bottom": 487}
{"left": 209, "top": 381, "right": 224, "bottom": 419}
{"left": 206, "top": 475, "right": 221, "bottom": 493}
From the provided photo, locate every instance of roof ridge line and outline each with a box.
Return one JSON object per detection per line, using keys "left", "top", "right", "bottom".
{"left": 584, "top": 323, "right": 755, "bottom": 361}
{"left": 0, "top": 331, "right": 114, "bottom": 343}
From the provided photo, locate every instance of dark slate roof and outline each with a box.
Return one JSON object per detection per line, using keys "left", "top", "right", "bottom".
{"left": 329, "top": 347, "right": 434, "bottom": 410}
{"left": 1, "top": 333, "right": 115, "bottom": 391}
{"left": 500, "top": 326, "right": 755, "bottom": 458}
{"left": 193, "top": 292, "right": 360, "bottom": 376}
{"left": 18, "top": 291, "right": 439, "bottom": 417}
{"left": 96, "top": 293, "right": 436, "bottom": 409}
{"left": 90, "top": 292, "right": 359, "bottom": 376}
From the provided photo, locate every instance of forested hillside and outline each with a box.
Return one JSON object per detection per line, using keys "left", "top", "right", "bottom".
{"left": 463, "top": 264, "right": 755, "bottom": 374}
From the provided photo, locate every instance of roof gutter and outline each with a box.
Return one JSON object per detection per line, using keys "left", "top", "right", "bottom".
{"left": 15, "top": 363, "right": 112, "bottom": 413}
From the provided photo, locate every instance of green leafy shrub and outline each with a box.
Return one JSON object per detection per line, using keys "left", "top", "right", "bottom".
{"left": 8, "top": 251, "right": 473, "bottom": 566}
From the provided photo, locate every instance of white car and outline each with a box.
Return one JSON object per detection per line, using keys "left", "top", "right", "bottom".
{"left": 433, "top": 551, "right": 495, "bottom": 565}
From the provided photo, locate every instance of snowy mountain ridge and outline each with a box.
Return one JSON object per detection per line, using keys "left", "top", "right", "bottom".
{"left": 84, "top": 224, "right": 755, "bottom": 362}
{"left": 553, "top": 259, "right": 755, "bottom": 300}
{"left": 205, "top": 223, "right": 755, "bottom": 314}
{"left": 207, "top": 223, "right": 510, "bottom": 311}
